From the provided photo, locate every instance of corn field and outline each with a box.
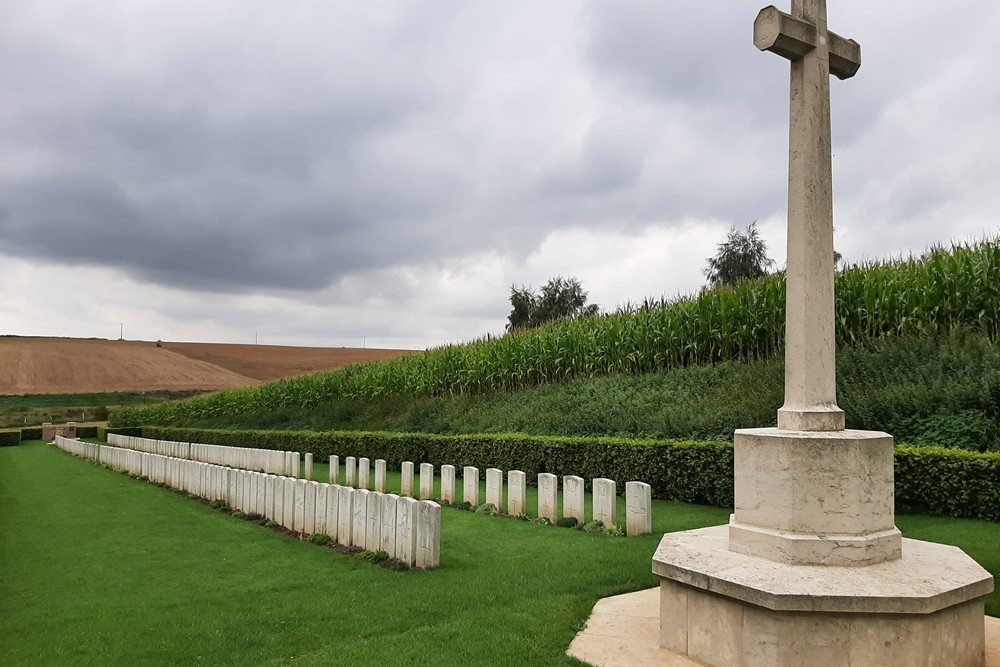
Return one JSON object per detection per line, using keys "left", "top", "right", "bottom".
{"left": 112, "top": 238, "right": 1000, "bottom": 427}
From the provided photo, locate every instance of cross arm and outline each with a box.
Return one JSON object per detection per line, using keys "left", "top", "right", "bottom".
{"left": 754, "top": 5, "right": 861, "bottom": 80}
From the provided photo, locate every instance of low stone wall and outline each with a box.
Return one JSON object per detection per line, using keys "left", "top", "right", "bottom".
{"left": 56, "top": 436, "right": 440, "bottom": 569}
{"left": 108, "top": 434, "right": 298, "bottom": 477}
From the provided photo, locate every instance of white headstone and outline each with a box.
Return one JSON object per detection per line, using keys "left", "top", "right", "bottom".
{"left": 365, "top": 491, "right": 381, "bottom": 549}
{"left": 375, "top": 459, "right": 386, "bottom": 493}
{"left": 272, "top": 474, "right": 285, "bottom": 524}
{"left": 329, "top": 455, "right": 339, "bottom": 484}
{"left": 625, "top": 481, "right": 652, "bottom": 536}
{"left": 507, "top": 470, "right": 526, "bottom": 516}
{"left": 254, "top": 472, "right": 266, "bottom": 515}
{"left": 380, "top": 494, "right": 399, "bottom": 555}
{"left": 352, "top": 489, "right": 369, "bottom": 548}
{"left": 358, "top": 457, "right": 370, "bottom": 490}
{"left": 326, "top": 484, "right": 340, "bottom": 541}
{"left": 592, "top": 478, "right": 617, "bottom": 526}
{"left": 419, "top": 463, "right": 434, "bottom": 500}
{"left": 304, "top": 453, "right": 314, "bottom": 481}
{"left": 345, "top": 456, "right": 357, "bottom": 488}
{"left": 463, "top": 466, "right": 479, "bottom": 505}
{"left": 315, "top": 483, "right": 329, "bottom": 534}
{"left": 293, "top": 479, "right": 308, "bottom": 532}
{"left": 400, "top": 461, "right": 414, "bottom": 497}
{"left": 538, "top": 473, "right": 558, "bottom": 523}
{"left": 562, "top": 475, "right": 585, "bottom": 523}
{"left": 485, "top": 468, "right": 502, "bottom": 510}
{"left": 292, "top": 452, "right": 301, "bottom": 479}
{"left": 440, "top": 465, "right": 456, "bottom": 504}
{"left": 415, "top": 501, "right": 441, "bottom": 569}
{"left": 304, "top": 481, "right": 318, "bottom": 533}
{"left": 282, "top": 477, "right": 296, "bottom": 530}
{"left": 395, "top": 496, "right": 418, "bottom": 566}
{"left": 337, "top": 486, "right": 353, "bottom": 546}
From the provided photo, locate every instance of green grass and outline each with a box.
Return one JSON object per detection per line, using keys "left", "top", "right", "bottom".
{"left": 2, "top": 443, "right": 997, "bottom": 666}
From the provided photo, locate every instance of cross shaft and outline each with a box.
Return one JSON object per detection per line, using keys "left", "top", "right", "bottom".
{"left": 754, "top": 0, "right": 860, "bottom": 431}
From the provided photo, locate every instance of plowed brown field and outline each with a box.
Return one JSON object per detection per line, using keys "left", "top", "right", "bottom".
{"left": 0, "top": 338, "right": 417, "bottom": 395}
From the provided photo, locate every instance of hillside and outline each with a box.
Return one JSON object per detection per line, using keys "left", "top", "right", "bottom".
{"left": 0, "top": 338, "right": 415, "bottom": 395}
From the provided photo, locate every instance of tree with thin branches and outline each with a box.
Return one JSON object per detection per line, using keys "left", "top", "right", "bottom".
{"left": 703, "top": 221, "right": 775, "bottom": 288}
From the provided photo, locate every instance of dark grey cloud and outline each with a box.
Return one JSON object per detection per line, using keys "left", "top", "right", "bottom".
{"left": 1, "top": 0, "right": 998, "bottom": 315}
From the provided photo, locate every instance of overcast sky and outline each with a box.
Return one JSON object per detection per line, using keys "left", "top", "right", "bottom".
{"left": 2, "top": 1, "right": 998, "bottom": 349}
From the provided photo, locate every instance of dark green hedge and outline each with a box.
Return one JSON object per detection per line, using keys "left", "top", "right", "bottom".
{"left": 135, "top": 427, "right": 999, "bottom": 521}
{"left": 98, "top": 426, "right": 143, "bottom": 441}
{"left": 895, "top": 446, "right": 1000, "bottom": 521}
{"left": 0, "top": 430, "right": 20, "bottom": 447}
{"left": 20, "top": 427, "right": 42, "bottom": 441}
{"left": 141, "top": 426, "right": 734, "bottom": 506}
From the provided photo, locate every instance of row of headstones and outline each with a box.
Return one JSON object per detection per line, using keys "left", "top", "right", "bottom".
{"left": 331, "top": 455, "right": 652, "bottom": 537}
{"left": 55, "top": 436, "right": 441, "bottom": 568}
{"left": 108, "top": 434, "right": 298, "bottom": 477}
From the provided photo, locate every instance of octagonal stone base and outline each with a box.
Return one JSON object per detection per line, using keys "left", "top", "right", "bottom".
{"left": 653, "top": 526, "right": 994, "bottom": 667}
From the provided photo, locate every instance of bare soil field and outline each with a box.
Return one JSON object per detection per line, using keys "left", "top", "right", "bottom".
{"left": 164, "top": 342, "right": 417, "bottom": 381}
{"left": 0, "top": 338, "right": 416, "bottom": 395}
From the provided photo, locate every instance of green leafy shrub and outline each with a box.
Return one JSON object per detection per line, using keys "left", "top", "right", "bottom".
{"left": 19, "top": 427, "right": 42, "bottom": 441}
{"left": 245, "top": 512, "right": 262, "bottom": 521}
{"left": 556, "top": 517, "right": 578, "bottom": 528}
{"left": 454, "top": 501, "right": 473, "bottom": 511}
{"left": 0, "top": 430, "right": 21, "bottom": 447}
{"left": 231, "top": 511, "right": 246, "bottom": 520}
{"left": 604, "top": 524, "right": 625, "bottom": 537}
{"left": 264, "top": 520, "right": 279, "bottom": 528}
{"left": 209, "top": 499, "right": 228, "bottom": 510}
{"left": 123, "top": 427, "right": 1000, "bottom": 521}
{"left": 474, "top": 503, "right": 498, "bottom": 516}
{"left": 306, "top": 533, "right": 332, "bottom": 546}
{"left": 355, "top": 550, "right": 390, "bottom": 563}
{"left": 582, "top": 520, "right": 604, "bottom": 533}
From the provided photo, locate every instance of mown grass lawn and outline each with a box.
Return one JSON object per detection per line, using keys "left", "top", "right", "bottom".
{"left": 2, "top": 442, "right": 996, "bottom": 666}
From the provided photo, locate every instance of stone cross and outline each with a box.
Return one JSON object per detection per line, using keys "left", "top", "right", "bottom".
{"left": 754, "top": 0, "right": 860, "bottom": 431}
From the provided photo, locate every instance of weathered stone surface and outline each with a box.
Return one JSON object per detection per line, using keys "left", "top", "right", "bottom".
{"left": 358, "top": 457, "right": 370, "bottom": 490}
{"left": 254, "top": 472, "right": 266, "bottom": 515}
{"left": 293, "top": 479, "right": 308, "bottom": 532}
{"left": 463, "top": 466, "right": 479, "bottom": 505}
{"left": 625, "top": 481, "right": 652, "bottom": 536}
{"left": 485, "top": 468, "right": 502, "bottom": 510}
{"left": 329, "top": 455, "right": 339, "bottom": 484}
{"left": 507, "top": 470, "right": 526, "bottom": 516}
{"left": 365, "top": 490, "right": 381, "bottom": 548}
{"left": 337, "top": 486, "right": 353, "bottom": 546}
{"left": 380, "top": 494, "right": 399, "bottom": 555}
{"left": 396, "top": 496, "right": 418, "bottom": 565}
{"left": 416, "top": 501, "right": 441, "bottom": 569}
{"left": 441, "top": 465, "right": 456, "bottom": 504}
{"left": 375, "top": 459, "right": 386, "bottom": 493}
{"left": 345, "top": 456, "right": 356, "bottom": 488}
{"left": 292, "top": 452, "right": 301, "bottom": 479}
{"left": 538, "top": 473, "right": 558, "bottom": 523}
{"left": 401, "top": 461, "right": 414, "bottom": 497}
{"left": 304, "top": 453, "right": 314, "bottom": 481}
{"left": 419, "top": 463, "right": 434, "bottom": 500}
{"left": 314, "top": 483, "right": 329, "bottom": 534}
{"left": 282, "top": 477, "right": 296, "bottom": 530}
{"left": 352, "top": 489, "right": 369, "bottom": 548}
{"left": 562, "top": 475, "right": 585, "bottom": 523}
{"left": 592, "top": 478, "right": 616, "bottom": 526}
{"left": 325, "top": 484, "right": 340, "bottom": 540}
{"left": 730, "top": 428, "right": 900, "bottom": 566}
{"left": 303, "top": 481, "right": 318, "bottom": 533}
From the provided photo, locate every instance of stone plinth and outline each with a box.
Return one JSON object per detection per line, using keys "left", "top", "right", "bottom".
{"left": 653, "top": 526, "right": 994, "bottom": 667}
{"left": 731, "top": 427, "right": 901, "bottom": 566}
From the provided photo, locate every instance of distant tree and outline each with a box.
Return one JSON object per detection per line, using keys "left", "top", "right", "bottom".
{"left": 506, "top": 276, "right": 600, "bottom": 331}
{"left": 703, "top": 221, "right": 775, "bottom": 288}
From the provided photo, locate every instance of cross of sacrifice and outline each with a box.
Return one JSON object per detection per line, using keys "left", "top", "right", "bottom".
{"left": 754, "top": 0, "right": 860, "bottom": 431}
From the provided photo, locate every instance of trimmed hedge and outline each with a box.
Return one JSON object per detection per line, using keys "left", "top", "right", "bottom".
{"left": 20, "top": 427, "right": 42, "bottom": 441}
{"left": 137, "top": 427, "right": 1000, "bottom": 521}
{"left": 0, "top": 430, "right": 21, "bottom": 447}
{"left": 140, "top": 426, "right": 734, "bottom": 506}
{"left": 99, "top": 426, "right": 143, "bottom": 441}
